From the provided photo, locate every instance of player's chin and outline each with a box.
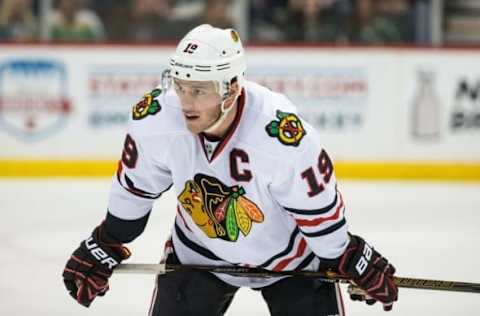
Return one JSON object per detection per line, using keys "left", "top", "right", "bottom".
{"left": 185, "top": 120, "right": 205, "bottom": 134}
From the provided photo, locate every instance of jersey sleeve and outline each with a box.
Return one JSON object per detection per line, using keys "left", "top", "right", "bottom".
{"left": 269, "top": 136, "right": 348, "bottom": 260}
{"left": 108, "top": 94, "right": 173, "bottom": 220}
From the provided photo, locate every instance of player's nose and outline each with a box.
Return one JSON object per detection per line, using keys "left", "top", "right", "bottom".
{"left": 180, "top": 100, "right": 196, "bottom": 111}
{"left": 179, "top": 93, "right": 197, "bottom": 110}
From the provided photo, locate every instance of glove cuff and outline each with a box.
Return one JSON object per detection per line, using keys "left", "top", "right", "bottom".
{"left": 94, "top": 223, "right": 131, "bottom": 260}
{"left": 318, "top": 234, "right": 358, "bottom": 276}
{"left": 82, "top": 223, "right": 131, "bottom": 271}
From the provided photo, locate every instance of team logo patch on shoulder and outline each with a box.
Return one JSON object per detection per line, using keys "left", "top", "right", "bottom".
{"left": 266, "top": 110, "right": 306, "bottom": 146}
{"left": 178, "top": 174, "right": 264, "bottom": 242}
{"left": 132, "top": 88, "right": 161, "bottom": 120}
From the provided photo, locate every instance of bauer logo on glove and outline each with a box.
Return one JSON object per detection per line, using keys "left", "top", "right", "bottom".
{"left": 85, "top": 236, "right": 120, "bottom": 269}
{"left": 355, "top": 242, "right": 373, "bottom": 275}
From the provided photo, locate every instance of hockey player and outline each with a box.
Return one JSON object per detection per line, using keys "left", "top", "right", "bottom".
{"left": 62, "top": 24, "right": 398, "bottom": 315}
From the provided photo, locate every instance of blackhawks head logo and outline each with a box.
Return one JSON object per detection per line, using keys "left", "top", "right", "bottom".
{"left": 266, "top": 110, "right": 306, "bottom": 146}
{"left": 132, "top": 88, "right": 161, "bottom": 120}
{"left": 178, "top": 174, "right": 264, "bottom": 242}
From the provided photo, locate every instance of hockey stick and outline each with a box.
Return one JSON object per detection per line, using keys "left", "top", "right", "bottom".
{"left": 116, "top": 263, "right": 480, "bottom": 294}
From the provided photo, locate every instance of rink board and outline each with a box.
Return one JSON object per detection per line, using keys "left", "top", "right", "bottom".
{"left": 1, "top": 159, "right": 480, "bottom": 181}
{"left": 0, "top": 45, "right": 479, "bottom": 179}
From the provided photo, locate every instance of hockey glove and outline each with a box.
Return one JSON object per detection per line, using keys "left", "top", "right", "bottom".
{"left": 337, "top": 234, "right": 398, "bottom": 311}
{"left": 62, "top": 223, "right": 131, "bottom": 307}
{"left": 347, "top": 283, "right": 378, "bottom": 305}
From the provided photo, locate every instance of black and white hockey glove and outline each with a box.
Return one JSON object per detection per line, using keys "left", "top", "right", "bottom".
{"left": 62, "top": 223, "right": 131, "bottom": 307}
{"left": 321, "top": 234, "right": 398, "bottom": 311}
{"left": 337, "top": 234, "right": 398, "bottom": 311}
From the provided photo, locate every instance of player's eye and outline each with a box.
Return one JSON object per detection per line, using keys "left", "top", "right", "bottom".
{"left": 174, "top": 83, "right": 184, "bottom": 93}
{"left": 194, "top": 89, "right": 206, "bottom": 96}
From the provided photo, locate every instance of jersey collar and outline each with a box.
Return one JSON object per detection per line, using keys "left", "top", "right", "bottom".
{"left": 198, "top": 88, "right": 246, "bottom": 163}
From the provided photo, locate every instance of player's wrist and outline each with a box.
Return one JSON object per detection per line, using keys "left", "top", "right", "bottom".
{"left": 81, "top": 223, "right": 131, "bottom": 271}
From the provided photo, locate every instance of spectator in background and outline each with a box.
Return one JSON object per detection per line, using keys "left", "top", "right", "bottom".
{"left": 249, "top": 0, "right": 288, "bottom": 42}
{"left": 128, "top": 0, "right": 172, "bottom": 41}
{"left": 126, "top": 0, "right": 203, "bottom": 42}
{"left": 198, "top": 0, "right": 233, "bottom": 29}
{"left": 0, "top": 0, "right": 37, "bottom": 40}
{"left": 126, "top": 0, "right": 234, "bottom": 42}
{"left": 350, "top": 0, "right": 412, "bottom": 44}
{"left": 89, "top": 0, "right": 130, "bottom": 41}
{"left": 282, "top": 0, "right": 349, "bottom": 43}
{"left": 48, "top": 0, "right": 105, "bottom": 42}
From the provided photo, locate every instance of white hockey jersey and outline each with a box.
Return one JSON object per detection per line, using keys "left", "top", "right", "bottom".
{"left": 108, "top": 80, "right": 349, "bottom": 287}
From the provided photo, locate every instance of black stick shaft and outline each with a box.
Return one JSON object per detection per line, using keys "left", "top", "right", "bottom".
{"left": 393, "top": 277, "right": 480, "bottom": 293}
{"left": 116, "top": 263, "right": 480, "bottom": 294}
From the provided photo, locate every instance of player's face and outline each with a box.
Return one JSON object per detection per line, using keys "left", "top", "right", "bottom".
{"left": 173, "top": 79, "right": 222, "bottom": 134}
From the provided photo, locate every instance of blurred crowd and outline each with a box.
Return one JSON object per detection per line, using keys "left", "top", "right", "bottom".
{"left": 250, "top": 0, "right": 412, "bottom": 43}
{"left": 0, "top": 0, "right": 474, "bottom": 45}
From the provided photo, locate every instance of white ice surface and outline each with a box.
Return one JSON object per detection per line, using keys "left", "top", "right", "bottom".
{"left": 0, "top": 179, "right": 479, "bottom": 315}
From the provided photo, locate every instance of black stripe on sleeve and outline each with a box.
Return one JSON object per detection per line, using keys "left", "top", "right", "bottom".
{"left": 260, "top": 227, "right": 300, "bottom": 268}
{"left": 123, "top": 174, "right": 166, "bottom": 199}
{"left": 283, "top": 193, "right": 338, "bottom": 215}
{"left": 174, "top": 222, "right": 223, "bottom": 261}
{"left": 294, "top": 252, "right": 316, "bottom": 271}
{"left": 300, "top": 218, "right": 346, "bottom": 237}
{"left": 116, "top": 171, "right": 172, "bottom": 200}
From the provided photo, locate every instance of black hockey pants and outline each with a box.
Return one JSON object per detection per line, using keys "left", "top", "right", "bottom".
{"left": 149, "top": 254, "right": 344, "bottom": 316}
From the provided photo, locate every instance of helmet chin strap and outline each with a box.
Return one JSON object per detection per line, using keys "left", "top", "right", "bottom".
{"left": 203, "top": 85, "right": 240, "bottom": 135}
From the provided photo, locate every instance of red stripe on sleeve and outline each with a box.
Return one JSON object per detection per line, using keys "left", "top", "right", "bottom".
{"left": 295, "top": 193, "right": 344, "bottom": 227}
{"left": 272, "top": 238, "right": 308, "bottom": 271}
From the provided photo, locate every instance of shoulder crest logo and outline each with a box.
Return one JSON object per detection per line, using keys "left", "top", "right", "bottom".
{"left": 178, "top": 174, "right": 264, "bottom": 242}
{"left": 132, "top": 88, "right": 161, "bottom": 120}
{"left": 265, "top": 110, "right": 306, "bottom": 146}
